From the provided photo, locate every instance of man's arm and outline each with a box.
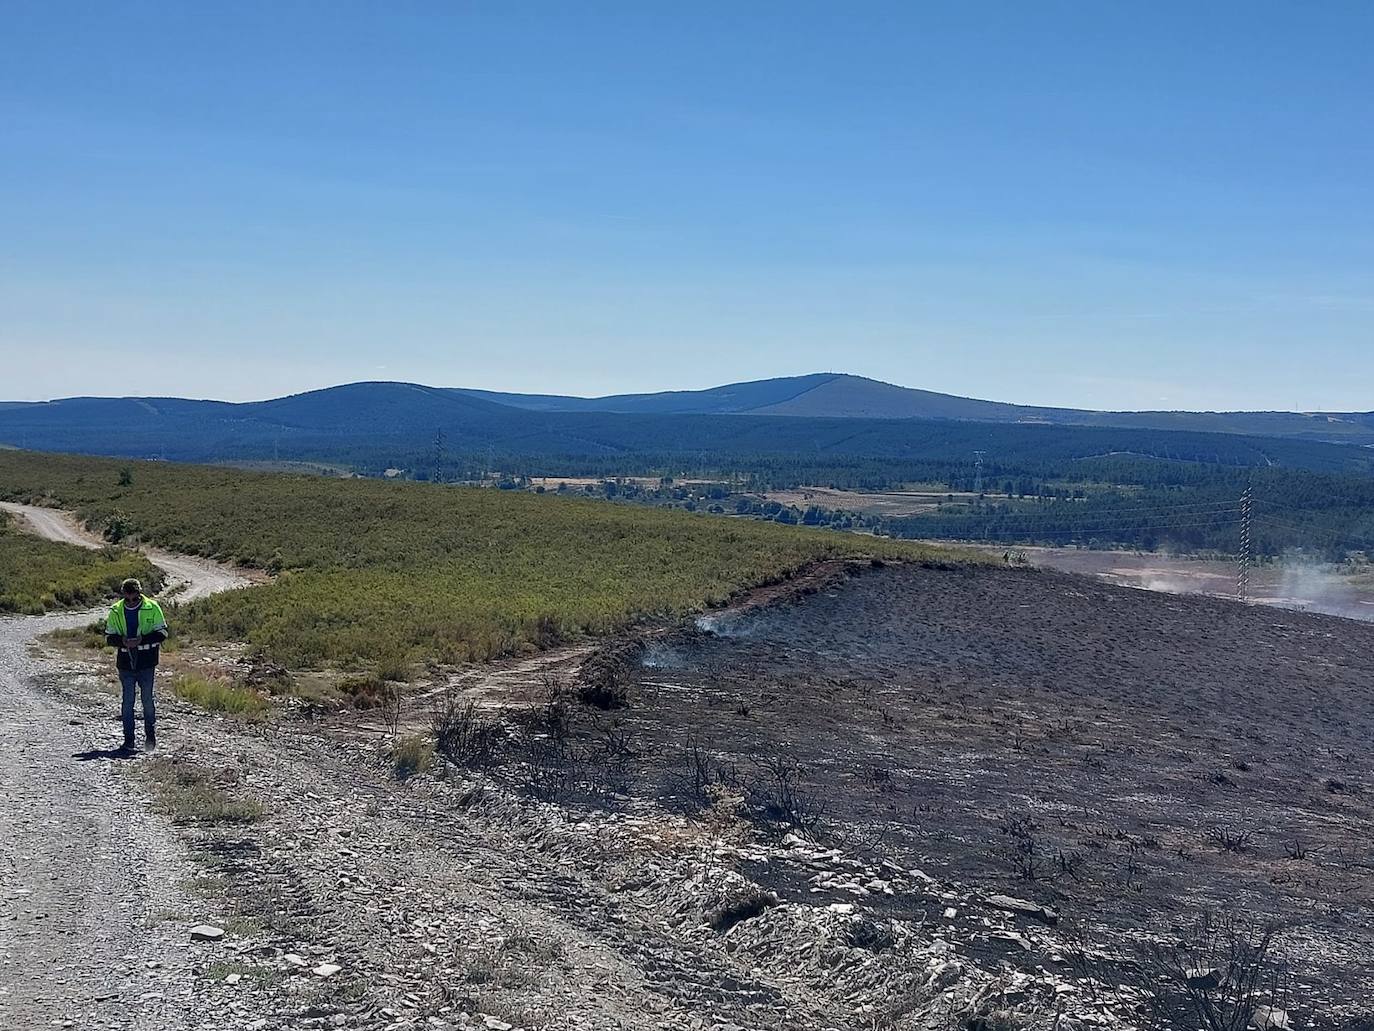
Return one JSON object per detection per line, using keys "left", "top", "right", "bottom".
{"left": 144, "top": 603, "right": 169, "bottom": 645}
{"left": 105, "top": 610, "right": 125, "bottom": 648}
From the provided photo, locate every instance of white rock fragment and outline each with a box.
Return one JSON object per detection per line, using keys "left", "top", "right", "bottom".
{"left": 312, "top": 962, "right": 342, "bottom": 977}
{"left": 189, "top": 925, "right": 225, "bottom": 942}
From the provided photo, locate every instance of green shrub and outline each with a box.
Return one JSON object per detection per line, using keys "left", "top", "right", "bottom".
{"left": 135, "top": 758, "right": 265, "bottom": 825}
{"left": 373, "top": 648, "right": 412, "bottom": 683}
{"left": 391, "top": 734, "right": 435, "bottom": 780}
{"left": 339, "top": 673, "right": 386, "bottom": 709}
{"left": 172, "top": 674, "right": 268, "bottom": 714}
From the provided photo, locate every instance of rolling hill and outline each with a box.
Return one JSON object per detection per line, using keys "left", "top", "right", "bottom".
{"left": 1, "top": 381, "right": 1372, "bottom": 482}
{"left": 455, "top": 373, "right": 1374, "bottom": 444}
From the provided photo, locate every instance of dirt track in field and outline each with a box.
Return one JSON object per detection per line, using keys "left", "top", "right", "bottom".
{"left": 0, "top": 503, "right": 255, "bottom": 1029}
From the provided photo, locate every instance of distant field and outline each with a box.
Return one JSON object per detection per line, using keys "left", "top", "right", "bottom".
{"left": 0, "top": 450, "right": 948, "bottom": 667}
{"left": 960, "top": 542, "right": 1374, "bottom": 623}
{"left": 760, "top": 485, "right": 980, "bottom": 517}
{"left": 0, "top": 509, "right": 161, "bottom": 614}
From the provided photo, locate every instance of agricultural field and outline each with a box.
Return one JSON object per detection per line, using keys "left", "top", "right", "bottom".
{"left": 0, "top": 450, "right": 946, "bottom": 668}
{"left": 0, "top": 507, "right": 160, "bottom": 614}
{"left": 759, "top": 485, "right": 980, "bottom": 517}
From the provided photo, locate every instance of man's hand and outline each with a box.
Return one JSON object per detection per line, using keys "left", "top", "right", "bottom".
{"left": 123, "top": 636, "right": 141, "bottom": 649}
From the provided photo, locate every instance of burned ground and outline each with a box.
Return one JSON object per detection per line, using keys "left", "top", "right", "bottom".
{"left": 27, "top": 555, "right": 1374, "bottom": 1028}
{"left": 557, "top": 564, "right": 1374, "bottom": 1012}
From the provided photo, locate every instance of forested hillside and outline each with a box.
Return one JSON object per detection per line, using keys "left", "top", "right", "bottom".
{"left": 2, "top": 382, "right": 1372, "bottom": 477}
{"left": 3, "top": 381, "right": 1372, "bottom": 557}
{"left": 456, "top": 373, "right": 1374, "bottom": 443}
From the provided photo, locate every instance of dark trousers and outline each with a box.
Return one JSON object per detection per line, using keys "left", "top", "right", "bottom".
{"left": 119, "top": 667, "right": 156, "bottom": 741}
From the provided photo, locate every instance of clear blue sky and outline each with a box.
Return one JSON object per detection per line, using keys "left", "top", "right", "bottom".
{"left": 3, "top": 2, "right": 1372, "bottom": 410}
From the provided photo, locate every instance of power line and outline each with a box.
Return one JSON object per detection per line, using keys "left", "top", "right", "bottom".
{"left": 1026, "top": 501, "right": 1245, "bottom": 516}
{"left": 939, "top": 510, "right": 1245, "bottom": 530}
{"left": 1252, "top": 515, "right": 1374, "bottom": 552}
{"left": 954, "top": 498, "right": 1245, "bottom": 515}
{"left": 946, "top": 516, "right": 1245, "bottom": 541}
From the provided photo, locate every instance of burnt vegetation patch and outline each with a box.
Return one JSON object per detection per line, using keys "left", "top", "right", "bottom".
{"left": 705, "top": 886, "right": 780, "bottom": 932}
{"left": 366, "top": 560, "right": 1374, "bottom": 1013}
{"left": 458, "top": 561, "right": 1374, "bottom": 1010}
{"left": 575, "top": 639, "right": 644, "bottom": 710}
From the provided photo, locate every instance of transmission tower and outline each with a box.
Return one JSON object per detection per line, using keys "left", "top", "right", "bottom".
{"left": 1236, "top": 486, "right": 1253, "bottom": 602}
{"left": 973, "top": 450, "right": 987, "bottom": 494}
{"left": 432, "top": 427, "right": 446, "bottom": 484}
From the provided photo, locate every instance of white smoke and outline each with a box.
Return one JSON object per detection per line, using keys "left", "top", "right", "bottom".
{"left": 1264, "top": 551, "right": 1357, "bottom": 618}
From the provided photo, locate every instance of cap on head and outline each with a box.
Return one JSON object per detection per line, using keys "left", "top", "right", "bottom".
{"left": 121, "top": 577, "right": 142, "bottom": 595}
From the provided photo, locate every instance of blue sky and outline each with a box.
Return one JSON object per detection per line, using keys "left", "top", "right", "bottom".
{"left": 2, "top": 2, "right": 1372, "bottom": 410}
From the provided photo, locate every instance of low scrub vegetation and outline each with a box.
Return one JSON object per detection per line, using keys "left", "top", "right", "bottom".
{"left": 171, "top": 673, "right": 269, "bottom": 715}
{"left": 133, "top": 757, "right": 265, "bottom": 825}
{"left": 0, "top": 451, "right": 948, "bottom": 667}
{"left": 391, "top": 734, "right": 435, "bottom": 780}
{"left": 1068, "top": 912, "right": 1290, "bottom": 1031}
{"left": 0, "top": 510, "right": 161, "bottom": 614}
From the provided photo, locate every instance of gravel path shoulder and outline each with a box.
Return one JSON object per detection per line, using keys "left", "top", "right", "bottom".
{"left": 0, "top": 508, "right": 256, "bottom": 1029}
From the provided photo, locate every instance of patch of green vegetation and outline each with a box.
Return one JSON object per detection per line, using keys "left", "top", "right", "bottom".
{"left": 391, "top": 733, "right": 435, "bottom": 780}
{"left": 339, "top": 673, "right": 386, "bottom": 708}
{"left": 0, "top": 510, "right": 162, "bottom": 614}
{"left": 172, "top": 673, "right": 269, "bottom": 714}
{"left": 48, "top": 620, "right": 110, "bottom": 650}
{"left": 0, "top": 451, "right": 952, "bottom": 667}
{"left": 133, "top": 757, "right": 266, "bottom": 826}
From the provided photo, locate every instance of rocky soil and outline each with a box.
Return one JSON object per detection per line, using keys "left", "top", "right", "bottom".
{"left": 0, "top": 521, "right": 255, "bottom": 1030}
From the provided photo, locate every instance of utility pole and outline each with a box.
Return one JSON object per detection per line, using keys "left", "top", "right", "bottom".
{"left": 973, "top": 450, "right": 987, "bottom": 494}
{"left": 1237, "top": 486, "right": 1253, "bottom": 603}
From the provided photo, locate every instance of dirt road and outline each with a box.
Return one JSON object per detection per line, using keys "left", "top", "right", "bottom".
{"left": 0, "top": 501, "right": 253, "bottom": 601}
{"left": 0, "top": 500, "right": 98, "bottom": 549}
{"left": 0, "top": 507, "right": 252, "bottom": 1029}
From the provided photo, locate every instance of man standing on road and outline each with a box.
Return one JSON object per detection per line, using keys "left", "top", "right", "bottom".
{"left": 104, "top": 577, "right": 168, "bottom": 750}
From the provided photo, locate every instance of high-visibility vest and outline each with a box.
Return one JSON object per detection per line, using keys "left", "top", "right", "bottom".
{"left": 105, "top": 597, "right": 169, "bottom": 645}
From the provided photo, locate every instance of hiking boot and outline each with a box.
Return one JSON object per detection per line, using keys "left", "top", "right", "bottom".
{"left": 145, "top": 730, "right": 157, "bottom": 750}
{"left": 121, "top": 737, "right": 136, "bottom": 751}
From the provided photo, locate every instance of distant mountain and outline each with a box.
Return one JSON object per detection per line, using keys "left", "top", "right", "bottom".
{"left": 1, "top": 380, "right": 1372, "bottom": 480}
{"left": 454, "top": 374, "right": 838, "bottom": 415}
{"left": 454, "top": 373, "right": 1374, "bottom": 444}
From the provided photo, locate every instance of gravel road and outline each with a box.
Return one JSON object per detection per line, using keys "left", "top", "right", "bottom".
{"left": 0, "top": 507, "right": 252, "bottom": 1028}
{"left": 0, "top": 501, "right": 100, "bottom": 549}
